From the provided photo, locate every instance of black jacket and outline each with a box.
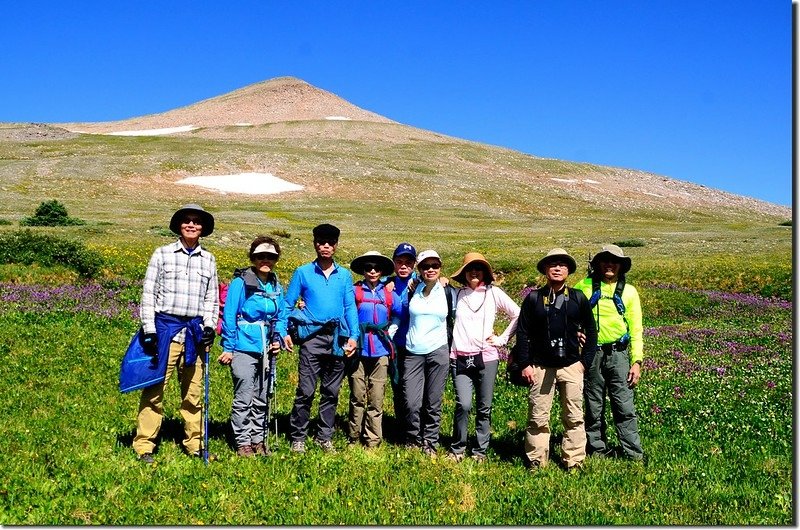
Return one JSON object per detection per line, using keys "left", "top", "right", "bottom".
{"left": 514, "top": 285, "right": 597, "bottom": 369}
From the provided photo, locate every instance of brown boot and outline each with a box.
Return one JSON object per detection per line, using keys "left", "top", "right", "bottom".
{"left": 236, "top": 445, "right": 255, "bottom": 458}
{"left": 251, "top": 442, "right": 271, "bottom": 456}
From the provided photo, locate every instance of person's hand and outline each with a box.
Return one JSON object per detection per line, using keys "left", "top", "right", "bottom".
{"left": 438, "top": 277, "right": 449, "bottom": 286}
{"left": 387, "top": 324, "right": 399, "bottom": 339}
{"left": 628, "top": 362, "right": 641, "bottom": 388}
{"left": 576, "top": 330, "right": 586, "bottom": 348}
{"left": 269, "top": 341, "right": 281, "bottom": 355}
{"left": 283, "top": 335, "right": 294, "bottom": 351}
{"left": 485, "top": 334, "right": 501, "bottom": 346}
{"left": 142, "top": 333, "right": 158, "bottom": 357}
{"left": 521, "top": 365, "right": 536, "bottom": 385}
{"left": 344, "top": 338, "right": 358, "bottom": 357}
{"left": 385, "top": 280, "right": 396, "bottom": 292}
{"left": 218, "top": 352, "right": 233, "bottom": 365}
{"left": 296, "top": 299, "right": 306, "bottom": 310}
{"left": 201, "top": 326, "right": 216, "bottom": 347}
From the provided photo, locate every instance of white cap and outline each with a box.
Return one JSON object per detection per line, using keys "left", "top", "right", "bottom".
{"left": 253, "top": 242, "right": 278, "bottom": 255}
{"left": 416, "top": 249, "right": 442, "bottom": 266}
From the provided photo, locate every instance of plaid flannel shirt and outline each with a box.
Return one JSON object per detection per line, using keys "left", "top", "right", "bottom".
{"left": 140, "top": 240, "right": 219, "bottom": 342}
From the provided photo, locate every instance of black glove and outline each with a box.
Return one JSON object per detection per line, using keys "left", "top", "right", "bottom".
{"left": 142, "top": 333, "right": 158, "bottom": 357}
{"left": 201, "top": 326, "right": 216, "bottom": 347}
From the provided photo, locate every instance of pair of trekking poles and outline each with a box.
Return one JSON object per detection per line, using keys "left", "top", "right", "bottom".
{"left": 200, "top": 320, "right": 285, "bottom": 465}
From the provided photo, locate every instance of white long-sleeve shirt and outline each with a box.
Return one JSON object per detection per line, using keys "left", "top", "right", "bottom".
{"left": 450, "top": 284, "right": 520, "bottom": 363}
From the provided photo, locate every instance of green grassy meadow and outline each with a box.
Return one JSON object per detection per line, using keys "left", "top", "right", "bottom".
{"left": 0, "top": 127, "right": 793, "bottom": 524}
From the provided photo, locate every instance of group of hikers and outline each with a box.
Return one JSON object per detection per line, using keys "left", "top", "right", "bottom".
{"left": 124, "top": 203, "right": 645, "bottom": 471}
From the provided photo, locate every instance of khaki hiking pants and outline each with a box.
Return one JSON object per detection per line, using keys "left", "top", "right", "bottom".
{"left": 524, "top": 361, "right": 586, "bottom": 468}
{"left": 133, "top": 341, "right": 205, "bottom": 455}
{"left": 347, "top": 356, "right": 389, "bottom": 446}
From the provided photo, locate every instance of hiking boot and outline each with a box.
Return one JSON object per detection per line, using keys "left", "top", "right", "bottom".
{"left": 313, "top": 438, "right": 336, "bottom": 453}
{"left": 403, "top": 442, "right": 421, "bottom": 451}
{"left": 236, "top": 445, "right": 255, "bottom": 458}
{"left": 137, "top": 452, "right": 155, "bottom": 464}
{"left": 446, "top": 451, "right": 464, "bottom": 463}
{"left": 422, "top": 444, "right": 437, "bottom": 457}
{"left": 251, "top": 442, "right": 271, "bottom": 456}
{"left": 528, "top": 460, "right": 542, "bottom": 472}
{"left": 290, "top": 440, "right": 306, "bottom": 453}
{"left": 470, "top": 454, "right": 487, "bottom": 464}
{"left": 565, "top": 461, "right": 585, "bottom": 474}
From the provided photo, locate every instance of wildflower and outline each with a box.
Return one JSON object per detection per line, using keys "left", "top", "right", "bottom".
{"left": 651, "top": 404, "right": 662, "bottom": 414}
{"left": 766, "top": 381, "right": 776, "bottom": 390}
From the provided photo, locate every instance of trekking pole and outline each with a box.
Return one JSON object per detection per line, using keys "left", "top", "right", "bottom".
{"left": 264, "top": 323, "right": 288, "bottom": 452}
{"left": 203, "top": 345, "right": 210, "bottom": 465}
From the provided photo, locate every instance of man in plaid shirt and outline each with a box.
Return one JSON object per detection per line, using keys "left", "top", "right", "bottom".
{"left": 133, "top": 204, "right": 219, "bottom": 463}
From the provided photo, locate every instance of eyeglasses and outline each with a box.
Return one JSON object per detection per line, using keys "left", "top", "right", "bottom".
{"left": 182, "top": 217, "right": 202, "bottom": 225}
{"left": 464, "top": 264, "right": 484, "bottom": 273}
{"left": 362, "top": 262, "right": 380, "bottom": 272}
{"left": 419, "top": 262, "right": 441, "bottom": 271}
{"left": 315, "top": 239, "right": 338, "bottom": 247}
{"left": 252, "top": 252, "right": 279, "bottom": 261}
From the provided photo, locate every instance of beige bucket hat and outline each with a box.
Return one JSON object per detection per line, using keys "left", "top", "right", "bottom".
{"left": 350, "top": 250, "right": 395, "bottom": 276}
{"left": 590, "top": 244, "right": 632, "bottom": 274}
{"left": 451, "top": 252, "right": 494, "bottom": 285}
{"left": 536, "top": 248, "right": 577, "bottom": 274}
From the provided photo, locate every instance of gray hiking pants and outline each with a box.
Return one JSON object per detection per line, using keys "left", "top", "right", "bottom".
{"left": 289, "top": 332, "right": 347, "bottom": 443}
{"left": 584, "top": 346, "right": 643, "bottom": 459}
{"left": 450, "top": 359, "right": 499, "bottom": 457}
{"left": 230, "top": 350, "right": 268, "bottom": 448}
{"left": 402, "top": 344, "right": 450, "bottom": 448}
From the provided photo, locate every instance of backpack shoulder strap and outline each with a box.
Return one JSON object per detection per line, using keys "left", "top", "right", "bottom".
{"left": 613, "top": 277, "right": 626, "bottom": 315}
{"left": 383, "top": 286, "right": 393, "bottom": 315}
{"left": 589, "top": 276, "right": 602, "bottom": 308}
{"left": 354, "top": 283, "right": 364, "bottom": 307}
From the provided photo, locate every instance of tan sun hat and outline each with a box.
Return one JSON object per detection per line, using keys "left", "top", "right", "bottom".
{"left": 590, "top": 244, "right": 632, "bottom": 274}
{"left": 451, "top": 252, "right": 494, "bottom": 285}
{"left": 536, "top": 248, "right": 577, "bottom": 274}
{"left": 350, "top": 251, "right": 394, "bottom": 276}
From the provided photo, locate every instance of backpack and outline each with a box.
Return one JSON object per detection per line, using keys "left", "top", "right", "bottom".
{"left": 588, "top": 275, "right": 626, "bottom": 316}
{"left": 355, "top": 283, "right": 394, "bottom": 316}
{"left": 505, "top": 288, "right": 539, "bottom": 386}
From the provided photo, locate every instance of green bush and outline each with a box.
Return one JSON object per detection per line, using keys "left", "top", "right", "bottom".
{"left": 0, "top": 219, "right": 11, "bottom": 226}
{"left": 0, "top": 230, "right": 104, "bottom": 277}
{"left": 778, "top": 220, "right": 791, "bottom": 227}
{"left": 20, "top": 199, "right": 86, "bottom": 227}
{"left": 613, "top": 239, "right": 646, "bottom": 248}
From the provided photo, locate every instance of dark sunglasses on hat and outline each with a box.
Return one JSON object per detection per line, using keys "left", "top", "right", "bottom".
{"left": 252, "top": 252, "right": 279, "bottom": 261}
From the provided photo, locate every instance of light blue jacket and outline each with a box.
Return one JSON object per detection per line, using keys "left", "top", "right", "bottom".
{"left": 221, "top": 269, "right": 288, "bottom": 355}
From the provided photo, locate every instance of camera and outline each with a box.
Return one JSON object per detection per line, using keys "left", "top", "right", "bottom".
{"left": 550, "top": 337, "right": 567, "bottom": 359}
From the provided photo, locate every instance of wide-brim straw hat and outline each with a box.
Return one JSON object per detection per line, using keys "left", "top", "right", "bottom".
{"left": 350, "top": 251, "right": 395, "bottom": 276}
{"left": 536, "top": 248, "right": 577, "bottom": 274}
{"left": 451, "top": 252, "right": 494, "bottom": 285}
{"left": 169, "top": 204, "right": 215, "bottom": 237}
{"left": 590, "top": 244, "right": 632, "bottom": 274}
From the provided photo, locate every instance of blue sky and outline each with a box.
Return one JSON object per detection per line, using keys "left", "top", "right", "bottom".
{"left": 0, "top": 1, "right": 791, "bottom": 206}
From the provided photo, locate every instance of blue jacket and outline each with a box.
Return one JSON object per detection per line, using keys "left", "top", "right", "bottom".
{"left": 284, "top": 260, "right": 359, "bottom": 342}
{"left": 387, "top": 275, "right": 414, "bottom": 349}
{"left": 354, "top": 280, "right": 402, "bottom": 357}
{"left": 220, "top": 268, "right": 288, "bottom": 355}
{"left": 119, "top": 313, "right": 203, "bottom": 393}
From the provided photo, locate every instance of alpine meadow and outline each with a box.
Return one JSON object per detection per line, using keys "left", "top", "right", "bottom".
{"left": 0, "top": 77, "right": 792, "bottom": 525}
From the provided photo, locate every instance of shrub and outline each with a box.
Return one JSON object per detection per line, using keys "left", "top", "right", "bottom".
{"left": 614, "top": 239, "right": 646, "bottom": 248}
{"left": 271, "top": 229, "right": 292, "bottom": 238}
{"left": 0, "top": 230, "right": 104, "bottom": 278}
{"left": 0, "top": 219, "right": 11, "bottom": 226}
{"left": 778, "top": 220, "right": 791, "bottom": 227}
{"left": 20, "top": 200, "right": 86, "bottom": 227}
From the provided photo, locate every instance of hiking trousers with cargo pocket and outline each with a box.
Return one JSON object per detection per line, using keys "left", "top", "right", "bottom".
{"left": 134, "top": 341, "right": 204, "bottom": 455}
{"left": 584, "top": 345, "right": 643, "bottom": 460}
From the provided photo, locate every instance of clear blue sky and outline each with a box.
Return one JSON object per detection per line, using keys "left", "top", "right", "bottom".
{"left": 0, "top": 1, "right": 791, "bottom": 206}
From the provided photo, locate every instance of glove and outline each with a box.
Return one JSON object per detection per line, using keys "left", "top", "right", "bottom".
{"left": 201, "top": 326, "right": 216, "bottom": 347}
{"left": 142, "top": 333, "right": 158, "bottom": 357}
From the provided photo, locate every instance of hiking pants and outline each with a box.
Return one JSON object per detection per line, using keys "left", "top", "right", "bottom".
{"left": 348, "top": 355, "right": 389, "bottom": 446}
{"left": 450, "top": 359, "right": 499, "bottom": 457}
{"left": 390, "top": 346, "right": 408, "bottom": 436}
{"left": 289, "top": 332, "right": 346, "bottom": 443}
{"left": 402, "top": 344, "right": 450, "bottom": 448}
{"left": 134, "top": 341, "right": 204, "bottom": 455}
{"left": 584, "top": 346, "right": 643, "bottom": 459}
{"left": 524, "top": 361, "right": 586, "bottom": 468}
{"left": 229, "top": 350, "right": 268, "bottom": 449}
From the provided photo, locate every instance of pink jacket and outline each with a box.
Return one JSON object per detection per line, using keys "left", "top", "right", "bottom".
{"left": 450, "top": 285, "right": 520, "bottom": 363}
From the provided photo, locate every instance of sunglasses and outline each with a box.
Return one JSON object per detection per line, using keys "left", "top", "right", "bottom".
{"left": 315, "top": 239, "right": 338, "bottom": 246}
{"left": 464, "top": 264, "right": 485, "bottom": 272}
{"left": 182, "top": 217, "right": 203, "bottom": 225}
{"left": 252, "top": 252, "right": 279, "bottom": 261}
{"left": 419, "top": 262, "right": 441, "bottom": 271}
{"left": 362, "top": 262, "right": 381, "bottom": 273}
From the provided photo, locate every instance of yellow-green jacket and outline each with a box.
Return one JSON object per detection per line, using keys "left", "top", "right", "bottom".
{"left": 575, "top": 277, "right": 643, "bottom": 364}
